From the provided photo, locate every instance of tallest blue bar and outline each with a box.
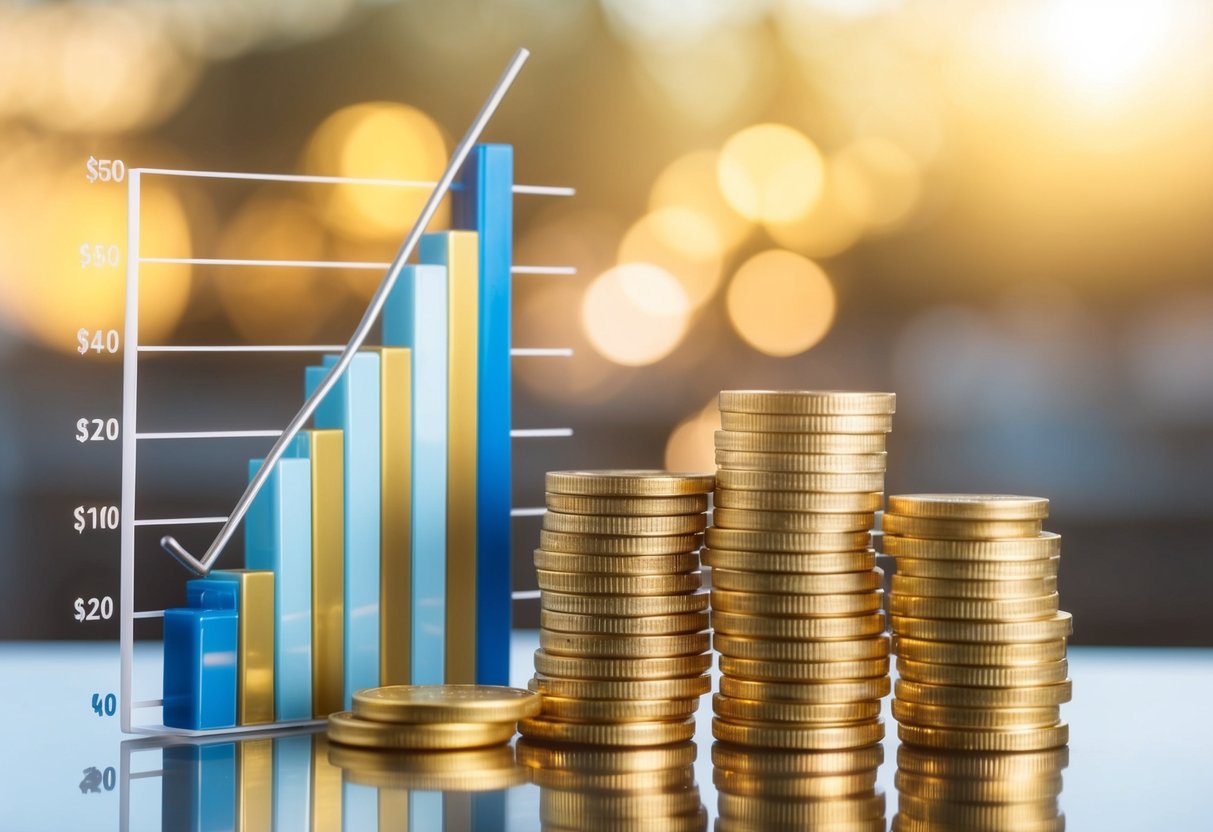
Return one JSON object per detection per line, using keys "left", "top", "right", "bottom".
{"left": 454, "top": 143, "right": 513, "bottom": 685}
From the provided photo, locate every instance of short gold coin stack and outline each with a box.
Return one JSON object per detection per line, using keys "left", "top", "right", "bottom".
{"left": 707, "top": 391, "right": 896, "bottom": 752}
{"left": 884, "top": 494, "right": 1073, "bottom": 757}
{"left": 522, "top": 470, "right": 715, "bottom": 746}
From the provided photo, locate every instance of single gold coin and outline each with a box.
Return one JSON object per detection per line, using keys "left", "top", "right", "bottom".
{"left": 711, "top": 567, "right": 882, "bottom": 595}
{"left": 545, "top": 492, "right": 709, "bottom": 516}
{"left": 715, "top": 449, "right": 888, "bottom": 474}
{"left": 894, "top": 678, "right": 1073, "bottom": 708}
{"left": 713, "top": 508, "right": 876, "bottom": 533}
{"left": 892, "top": 699, "right": 1061, "bottom": 730}
{"left": 351, "top": 684, "right": 541, "bottom": 725}
{"left": 519, "top": 715, "right": 697, "bottom": 746}
{"left": 530, "top": 764, "right": 696, "bottom": 791}
{"left": 713, "top": 717, "right": 885, "bottom": 751}
{"left": 706, "top": 527, "right": 871, "bottom": 553}
{"left": 712, "top": 588, "right": 884, "bottom": 617}
{"left": 326, "top": 711, "right": 516, "bottom": 750}
{"left": 892, "top": 555, "right": 1061, "bottom": 581}
{"left": 881, "top": 532, "right": 1061, "bottom": 561}
{"left": 715, "top": 486, "right": 884, "bottom": 513}
{"left": 539, "top": 788, "right": 706, "bottom": 821}
{"left": 719, "top": 815, "right": 887, "bottom": 832}
{"left": 545, "top": 470, "right": 714, "bottom": 497}
{"left": 539, "top": 530, "right": 702, "bottom": 556}
{"left": 720, "top": 655, "right": 890, "bottom": 683}
{"left": 897, "top": 721, "right": 1069, "bottom": 752}
{"left": 895, "top": 769, "right": 1064, "bottom": 802}
{"left": 703, "top": 547, "right": 877, "bottom": 575}
{"left": 542, "top": 511, "right": 707, "bottom": 537}
{"left": 533, "top": 549, "right": 700, "bottom": 576}
{"left": 540, "top": 609, "right": 709, "bottom": 636}
{"left": 717, "top": 791, "right": 885, "bottom": 826}
{"left": 892, "top": 636, "right": 1067, "bottom": 666}
{"left": 891, "top": 574, "right": 1057, "bottom": 600}
{"left": 528, "top": 673, "right": 712, "bottom": 702}
{"left": 895, "top": 744, "right": 1069, "bottom": 778}
{"left": 882, "top": 514, "right": 1043, "bottom": 540}
{"left": 716, "top": 429, "right": 887, "bottom": 455}
{"left": 716, "top": 469, "right": 885, "bottom": 494}
{"left": 541, "top": 590, "right": 709, "bottom": 617}
{"left": 328, "top": 744, "right": 527, "bottom": 791}
{"left": 719, "top": 390, "right": 897, "bottom": 415}
{"left": 713, "top": 694, "right": 881, "bottom": 725}
{"left": 516, "top": 737, "right": 698, "bottom": 772}
{"left": 539, "top": 630, "right": 710, "bottom": 659}
{"left": 536, "top": 569, "right": 702, "bottom": 596}
{"left": 714, "top": 768, "right": 877, "bottom": 799}
{"left": 892, "top": 816, "right": 1065, "bottom": 832}
{"left": 719, "top": 412, "right": 893, "bottom": 434}
{"left": 542, "top": 810, "right": 710, "bottom": 832}
{"left": 897, "top": 793, "right": 1060, "bottom": 824}
{"left": 714, "top": 634, "right": 889, "bottom": 663}
{"left": 887, "top": 592, "right": 1059, "bottom": 622}
{"left": 719, "top": 676, "right": 891, "bottom": 704}
{"left": 533, "top": 649, "right": 712, "bottom": 680}
{"left": 887, "top": 494, "right": 1050, "bottom": 521}
{"left": 538, "top": 694, "right": 699, "bottom": 723}
{"left": 712, "top": 610, "right": 886, "bottom": 640}
{"left": 896, "top": 658, "right": 1069, "bottom": 688}
{"left": 712, "top": 741, "right": 884, "bottom": 775}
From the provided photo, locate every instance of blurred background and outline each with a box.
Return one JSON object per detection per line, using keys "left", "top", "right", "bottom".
{"left": 0, "top": 0, "right": 1210, "bottom": 645}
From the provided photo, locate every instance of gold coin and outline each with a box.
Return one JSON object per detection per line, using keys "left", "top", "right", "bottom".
{"left": 539, "top": 630, "right": 710, "bottom": 658}
{"left": 720, "top": 817, "right": 887, "bottom": 832}
{"left": 539, "top": 694, "right": 700, "bottom": 723}
{"left": 892, "top": 555, "right": 1061, "bottom": 581}
{"left": 895, "top": 744, "right": 1069, "bottom": 778}
{"left": 895, "top": 769, "right": 1064, "bottom": 802}
{"left": 720, "top": 655, "right": 890, "bottom": 683}
{"left": 715, "top": 487, "right": 884, "bottom": 513}
{"left": 716, "top": 469, "right": 885, "bottom": 494}
{"left": 898, "top": 721, "right": 1069, "bottom": 752}
{"left": 894, "top": 678, "right": 1073, "bottom": 708}
{"left": 517, "top": 738, "right": 698, "bottom": 772}
{"left": 530, "top": 764, "right": 696, "bottom": 791}
{"left": 713, "top": 507, "right": 876, "bottom": 533}
{"left": 541, "top": 609, "right": 709, "bottom": 636}
{"left": 881, "top": 532, "right": 1061, "bottom": 561}
{"left": 712, "top": 610, "right": 886, "bottom": 640}
{"left": 887, "top": 592, "right": 1059, "bottom": 622}
{"left": 897, "top": 793, "right": 1060, "bottom": 823}
{"left": 719, "top": 412, "right": 893, "bottom": 434}
{"left": 715, "top": 449, "right": 888, "bottom": 473}
{"left": 707, "top": 528, "right": 871, "bottom": 553}
{"left": 712, "top": 588, "right": 883, "bottom": 617}
{"left": 892, "top": 699, "right": 1061, "bottom": 730}
{"left": 713, "top": 694, "right": 881, "bottom": 725}
{"left": 534, "top": 649, "right": 712, "bottom": 680}
{"left": 719, "top": 390, "right": 897, "bottom": 415}
{"left": 326, "top": 711, "right": 516, "bottom": 750}
{"left": 890, "top": 574, "right": 1057, "bottom": 600}
{"left": 545, "top": 492, "right": 709, "bottom": 516}
{"left": 328, "top": 744, "right": 527, "bottom": 791}
{"left": 887, "top": 494, "right": 1050, "bottom": 521}
{"left": 528, "top": 673, "right": 713, "bottom": 702}
{"left": 712, "top": 741, "right": 884, "bottom": 774}
{"left": 541, "top": 590, "right": 709, "bottom": 617}
{"left": 719, "top": 676, "right": 891, "bottom": 704}
{"left": 519, "top": 715, "right": 697, "bottom": 746}
{"left": 717, "top": 791, "right": 885, "bottom": 825}
{"left": 351, "top": 684, "right": 541, "bottom": 725}
{"left": 545, "top": 470, "right": 714, "bottom": 497}
{"left": 896, "top": 658, "right": 1069, "bottom": 688}
{"left": 539, "top": 790, "right": 706, "bottom": 824}
{"left": 713, "top": 717, "right": 885, "bottom": 751}
{"left": 703, "top": 547, "right": 877, "bottom": 574}
{"left": 710, "top": 568, "right": 882, "bottom": 595}
{"left": 534, "top": 549, "right": 700, "bottom": 576}
{"left": 539, "top": 530, "right": 702, "bottom": 556}
{"left": 536, "top": 569, "right": 703, "bottom": 596}
{"left": 892, "top": 636, "right": 1066, "bottom": 666}
{"left": 542, "top": 511, "right": 707, "bottom": 537}
{"left": 882, "top": 514, "right": 1043, "bottom": 540}
{"left": 716, "top": 429, "right": 887, "bottom": 454}
{"left": 892, "top": 816, "right": 1065, "bottom": 832}
{"left": 714, "top": 634, "right": 890, "bottom": 662}
{"left": 714, "top": 767, "right": 878, "bottom": 798}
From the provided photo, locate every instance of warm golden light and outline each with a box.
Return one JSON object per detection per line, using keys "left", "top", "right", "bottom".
{"left": 618, "top": 208, "right": 723, "bottom": 308}
{"left": 717, "top": 124, "right": 825, "bottom": 223}
{"left": 831, "top": 137, "right": 921, "bottom": 232}
{"left": 649, "top": 150, "right": 752, "bottom": 253}
{"left": 582, "top": 263, "right": 691, "bottom": 366}
{"left": 725, "top": 249, "right": 835, "bottom": 357}
{"left": 664, "top": 398, "right": 720, "bottom": 473}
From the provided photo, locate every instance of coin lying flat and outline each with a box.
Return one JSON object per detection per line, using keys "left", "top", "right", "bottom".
{"left": 890, "top": 574, "right": 1057, "bottom": 600}
{"left": 540, "top": 609, "right": 709, "bottom": 636}
{"left": 881, "top": 532, "right": 1061, "bottom": 561}
{"left": 712, "top": 717, "right": 885, "bottom": 750}
{"left": 892, "top": 635, "right": 1067, "bottom": 666}
{"left": 535, "top": 569, "right": 703, "bottom": 596}
{"left": 712, "top": 588, "right": 884, "bottom": 617}
{"left": 714, "top": 766, "right": 879, "bottom": 798}
{"left": 892, "top": 555, "right": 1061, "bottom": 581}
{"left": 719, "top": 676, "right": 891, "bottom": 704}
{"left": 714, "top": 450, "right": 888, "bottom": 474}
{"left": 541, "top": 511, "right": 707, "bottom": 537}
{"left": 892, "top": 699, "right": 1061, "bottom": 730}
{"left": 896, "top": 722, "right": 1070, "bottom": 752}
{"left": 719, "top": 655, "right": 890, "bottom": 683}
{"left": 894, "top": 678, "right": 1073, "bottom": 708}
{"left": 887, "top": 493, "right": 1050, "bottom": 520}
{"left": 541, "top": 589, "right": 710, "bottom": 617}
{"left": 719, "top": 412, "right": 893, "bottom": 434}
{"left": 710, "top": 567, "right": 882, "bottom": 595}
{"left": 519, "top": 715, "right": 697, "bottom": 746}
{"left": 895, "top": 744, "right": 1068, "bottom": 778}
{"left": 702, "top": 547, "right": 877, "bottom": 575}
{"left": 711, "top": 507, "right": 876, "bottom": 533}
{"left": 544, "top": 492, "right": 709, "bottom": 516}
{"left": 528, "top": 673, "right": 712, "bottom": 701}
{"left": 715, "top": 430, "right": 887, "bottom": 455}
{"left": 895, "top": 769, "right": 1064, "bottom": 802}
{"left": 714, "top": 634, "right": 890, "bottom": 662}
{"left": 538, "top": 694, "right": 699, "bottom": 723}
{"left": 706, "top": 527, "right": 872, "bottom": 553}
{"left": 533, "top": 549, "right": 700, "bottom": 576}
{"left": 539, "top": 630, "right": 711, "bottom": 659}
{"left": 887, "top": 592, "right": 1060, "bottom": 622}
{"left": 712, "top": 694, "right": 881, "bottom": 725}
{"left": 351, "top": 684, "right": 541, "bottom": 724}
{"left": 716, "top": 469, "right": 885, "bottom": 495}
{"left": 545, "top": 470, "right": 714, "bottom": 497}
{"left": 882, "top": 514, "right": 1043, "bottom": 540}
{"left": 715, "top": 487, "right": 884, "bottom": 513}
{"left": 328, "top": 744, "right": 528, "bottom": 792}
{"left": 712, "top": 610, "right": 886, "bottom": 640}
{"left": 896, "top": 658, "right": 1069, "bottom": 688}
{"left": 539, "top": 530, "right": 703, "bottom": 556}
{"left": 719, "top": 390, "right": 897, "bottom": 416}
{"left": 516, "top": 738, "right": 698, "bottom": 772}
{"left": 711, "top": 741, "right": 884, "bottom": 775}
{"left": 327, "top": 711, "right": 518, "bottom": 750}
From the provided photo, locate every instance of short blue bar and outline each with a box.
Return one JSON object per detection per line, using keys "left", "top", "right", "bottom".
{"left": 161, "top": 743, "right": 236, "bottom": 832}
{"left": 162, "top": 608, "right": 237, "bottom": 731}
{"left": 383, "top": 264, "right": 449, "bottom": 686}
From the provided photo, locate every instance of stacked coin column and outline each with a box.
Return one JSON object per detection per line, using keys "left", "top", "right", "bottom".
{"left": 708, "top": 391, "right": 896, "bottom": 753}
{"left": 522, "top": 471, "right": 716, "bottom": 747}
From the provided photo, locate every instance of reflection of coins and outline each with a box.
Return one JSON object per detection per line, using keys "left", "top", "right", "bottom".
{"left": 327, "top": 711, "right": 516, "bottom": 750}
{"left": 712, "top": 610, "right": 886, "bottom": 640}
{"left": 898, "top": 793, "right": 1059, "bottom": 824}
{"left": 540, "top": 590, "right": 709, "bottom": 617}
{"left": 533, "top": 649, "right": 712, "bottom": 680}
{"left": 716, "top": 789, "right": 886, "bottom": 824}
{"left": 719, "top": 655, "right": 890, "bottom": 683}
{"left": 707, "top": 527, "right": 871, "bottom": 553}
{"left": 896, "top": 769, "right": 1064, "bottom": 802}
{"left": 892, "top": 700, "right": 1060, "bottom": 730}
{"left": 539, "top": 530, "right": 702, "bottom": 556}
{"left": 352, "top": 684, "right": 540, "bottom": 724}
{"left": 895, "top": 678, "right": 1073, "bottom": 708}
{"left": 714, "top": 487, "right": 884, "bottom": 513}
{"left": 897, "top": 722, "right": 1069, "bottom": 751}
{"left": 712, "top": 741, "right": 884, "bottom": 775}
{"left": 715, "top": 450, "right": 888, "bottom": 473}
{"left": 882, "top": 532, "right": 1061, "bottom": 561}
{"left": 713, "top": 717, "right": 885, "bottom": 750}
{"left": 542, "top": 511, "right": 707, "bottom": 536}
{"left": 712, "top": 694, "right": 881, "bottom": 725}
{"left": 516, "top": 738, "right": 697, "bottom": 772}
{"left": 887, "top": 493, "right": 1050, "bottom": 520}
{"left": 716, "top": 469, "right": 885, "bottom": 494}
{"left": 328, "top": 744, "right": 527, "bottom": 791}
{"left": 540, "top": 609, "right": 709, "bottom": 636}
{"left": 538, "top": 694, "right": 698, "bottom": 723}
{"left": 520, "top": 715, "right": 697, "bottom": 746}
{"left": 888, "top": 592, "right": 1059, "bottom": 622}
{"left": 714, "top": 634, "right": 889, "bottom": 662}
{"left": 539, "top": 789, "right": 705, "bottom": 820}
{"left": 529, "top": 673, "right": 712, "bottom": 701}
{"left": 889, "top": 611, "right": 1073, "bottom": 643}
{"left": 535, "top": 569, "right": 702, "bottom": 596}
{"left": 545, "top": 470, "right": 714, "bottom": 497}
{"left": 539, "top": 631, "right": 710, "bottom": 659}
{"left": 702, "top": 548, "right": 876, "bottom": 574}
{"left": 544, "top": 492, "right": 709, "bottom": 516}
{"left": 533, "top": 550, "right": 700, "bottom": 576}
{"left": 896, "top": 658, "right": 1069, "bottom": 688}
{"left": 896, "top": 744, "right": 1069, "bottom": 778}
{"left": 719, "top": 676, "right": 891, "bottom": 704}
{"left": 719, "top": 390, "right": 896, "bottom": 415}
{"left": 711, "top": 567, "right": 881, "bottom": 595}
{"left": 891, "top": 574, "right": 1057, "bottom": 600}
{"left": 893, "top": 635, "right": 1067, "bottom": 666}
{"left": 719, "top": 412, "right": 893, "bottom": 434}
{"left": 711, "top": 507, "right": 875, "bottom": 533}
{"left": 715, "top": 429, "right": 886, "bottom": 455}
{"left": 893, "top": 555, "right": 1061, "bottom": 581}
{"left": 712, "top": 588, "right": 883, "bottom": 617}
{"left": 714, "top": 766, "right": 878, "bottom": 798}
{"left": 531, "top": 765, "right": 696, "bottom": 791}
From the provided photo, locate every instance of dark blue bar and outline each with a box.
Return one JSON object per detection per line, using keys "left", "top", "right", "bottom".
{"left": 162, "top": 609, "right": 238, "bottom": 730}
{"left": 161, "top": 743, "right": 236, "bottom": 832}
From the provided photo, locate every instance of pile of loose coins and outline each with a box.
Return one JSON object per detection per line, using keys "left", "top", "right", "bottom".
{"left": 522, "top": 470, "right": 715, "bottom": 746}
{"left": 707, "top": 391, "right": 895, "bottom": 752}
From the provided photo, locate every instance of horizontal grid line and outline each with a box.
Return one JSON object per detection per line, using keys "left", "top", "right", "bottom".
{"left": 135, "top": 167, "right": 574, "bottom": 197}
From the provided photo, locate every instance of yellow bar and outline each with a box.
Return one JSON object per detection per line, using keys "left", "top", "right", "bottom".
{"left": 379, "top": 790, "right": 410, "bottom": 832}
{"left": 443, "top": 231, "right": 480, "bottom": 684}
{"left": 219, "top": 569, "right": 274, "bottom": 725}
{"left": 309, "top": 429, "right": 345, "bottom": 718}
{"left": 377, "top": 347, "right": 413, "bottom": 685}
{"left": 311, "top": 733, "right": 343, "bottom": 832}
{"left": 236, "top": 738, "right": 272, "bottom": 832}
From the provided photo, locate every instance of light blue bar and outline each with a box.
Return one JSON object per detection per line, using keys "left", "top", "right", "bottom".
{"left": 342, "top": 780, "right": 378, "bottom": 830}
{"left": 411, "top": 790, "right": 443, "bottom": 830}
{"left": 383, "top": 264, "right": 448, "bottom": 686}
{"left": 307, "top": 351, "right": 381, "bottom": 704}
{"left": 272, "top": 735, "right": 312, "bottom": 831}
{"left": 161, "top": 743, "right": 236, "bottom": 832}
{"left": 244, "top": 457, "right": 313, "bottom": 721}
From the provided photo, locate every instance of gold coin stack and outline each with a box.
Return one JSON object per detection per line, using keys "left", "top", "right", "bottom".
{"left": 522, "top": 470, "right": 715, "bottom": 747}
{"left": 708, "top": 390, "right": 896, "bottom": 752}
{"left": 892, "top": 745, "right": 1069, "bottom": 831}
{"left": 517, "top": 739, "right": 708, "bottom": 831}
{"left": 884, "top": 494, "right": 1073, "bottom": 754}
{"left": 712, "top": 743, "right": 887, "bottom": 832}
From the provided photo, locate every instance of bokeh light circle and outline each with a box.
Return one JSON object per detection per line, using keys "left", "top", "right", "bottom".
{"left": 582, "top": 263, "right": 691, "bottom": 366}
{"left": 726, "top": 250, "right": 836, "bottom": 357}
{"left": 717, "top": 124, "right": 825, "bottom": 223}
{"left": 618, "top": 208, "right": 723, "bottom": 309}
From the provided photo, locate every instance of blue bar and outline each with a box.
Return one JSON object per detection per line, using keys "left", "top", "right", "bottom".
{"left": 307, "top": 352, "right": 381, "bottom": 703}
{"left": 186, "top": 578, "right": 238, "bottom": 611}
{"left": 454, "top": 143, "right": 514, "bottom": 685}
{"left": 384, "top": 264, "right": 449, "bottom": 685}
{"left": 245, "top": 457, "right": 313, "bottom": 721}
{"left": 471, "top": 791, "right": 507, "bottom": 832}
{"left": 272, "top": 735, "right": 312, "bottom": 831}
{"left": 411, "top": 791, "right": 443, "bottom": 830}
{"left": 342, "top": 781, "right": 378, "bottom": 830}
{"left": 163, "top": 608, "right": 237, "bottom": 731}
{"left": 162, "top": 743, "right": 236, "bottom": 832}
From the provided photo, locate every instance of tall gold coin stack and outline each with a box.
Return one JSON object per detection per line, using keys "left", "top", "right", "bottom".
{"left": 522, "top": 470, "right": 715, "bottom": 747}
{"left": 708, "top": 390, "right": 896, "bottom": 752}
{"left": 884, "top": 494, "right": 1073, "bottom": 755}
